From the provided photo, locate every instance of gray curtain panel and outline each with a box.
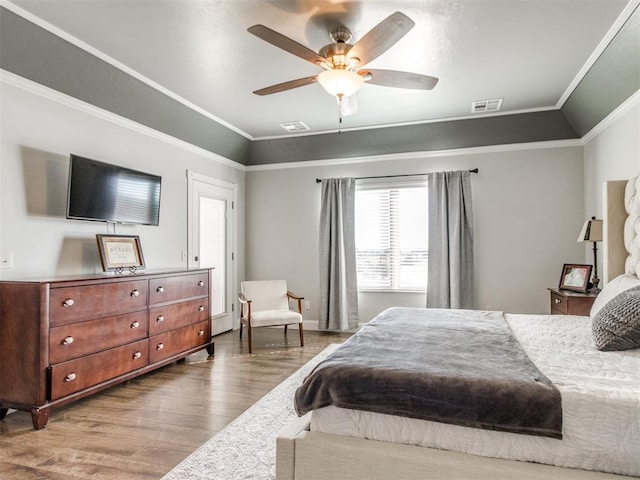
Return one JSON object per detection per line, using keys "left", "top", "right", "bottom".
{"left": 427, "top": 170, "right": 474, "bottom": 309}
{"left": 318, "top": 178, "right": 359, "bottom": 330}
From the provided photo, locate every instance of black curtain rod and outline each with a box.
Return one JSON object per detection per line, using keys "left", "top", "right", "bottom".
{"left": 315, "top": 168, "right": 478, "bottom": 183}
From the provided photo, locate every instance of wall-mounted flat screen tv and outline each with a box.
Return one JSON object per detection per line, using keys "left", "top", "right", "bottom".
{"left": 66, "top": 154, "right": 161, "bottom": 226}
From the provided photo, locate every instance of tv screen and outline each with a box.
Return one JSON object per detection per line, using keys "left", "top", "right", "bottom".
{"left": 66, "top": 154, "right": 161, "bottom": 226}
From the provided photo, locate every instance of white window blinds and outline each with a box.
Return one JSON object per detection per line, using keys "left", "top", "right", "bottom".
{"left": 355, "top": 181, "right": 428, "bottom": 291}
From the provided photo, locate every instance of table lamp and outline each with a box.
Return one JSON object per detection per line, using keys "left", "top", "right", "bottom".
{"left": 577, "top": 216, "right": 603, "bottom": 293}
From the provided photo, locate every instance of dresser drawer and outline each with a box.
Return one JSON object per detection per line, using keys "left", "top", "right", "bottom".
{"left": 149, "top": 320, "right": 209, "bottom": 363}
{"left": 149, "top": 298, "right": 209, "bottom": 335}
{"left": 50, "top": 339, "right": 149, "bottom": 400}
{"left": 49, "top": 280, "right": 148, "bottom": 326}
{"left": 149, "top": 273, "right": 208, "bottom": 305}
{"left": 550, "top": 292, "right": 569, "bottom": 314}
{"left": 49, "top": 310, "right": 148, "bottom": 363}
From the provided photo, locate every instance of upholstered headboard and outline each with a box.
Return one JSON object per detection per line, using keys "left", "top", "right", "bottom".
{"left": 603, "top": 176, "right": 640, "bottom": 283}
{"left": 624, "top": 176, "right": 640, "bottom": 277}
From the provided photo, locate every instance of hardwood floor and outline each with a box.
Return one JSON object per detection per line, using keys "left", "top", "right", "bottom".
{"left": 0, "top": 328, "right": 351, "bottom": 479}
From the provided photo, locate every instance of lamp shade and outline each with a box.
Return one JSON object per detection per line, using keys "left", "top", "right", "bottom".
{"left": 317, "top": 69, "right": 364, "bottom": 98}
{"left": 577, "top": 217, "right": 603, "bottom": 242}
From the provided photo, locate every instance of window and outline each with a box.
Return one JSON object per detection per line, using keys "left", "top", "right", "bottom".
{"left": 355, "top": 181, "right": 428, "bottom": 291}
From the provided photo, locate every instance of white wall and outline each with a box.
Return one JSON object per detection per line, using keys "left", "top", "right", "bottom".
{"left": 246, "top": 143, "right": 585, "bottom": 321}
{"left": 0, "top": 76, "right": 245, "bottom": 281}
{"left": 584, "top": 98, "right": 640, "bottom": 218}
{"left": 582, "top": 96, "right": 640, "bottom": 282}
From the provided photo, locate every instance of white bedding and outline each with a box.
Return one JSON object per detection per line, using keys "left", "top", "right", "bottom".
{"left": 309, "top": 314, "right": 640, "bottom": 477}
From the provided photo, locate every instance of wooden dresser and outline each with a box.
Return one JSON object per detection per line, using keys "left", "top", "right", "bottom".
{"left": 548, "top": 287, "right": 598, "bottom": 316}
{"left": 0, "top": 268, "right": 213, "bottom": 429}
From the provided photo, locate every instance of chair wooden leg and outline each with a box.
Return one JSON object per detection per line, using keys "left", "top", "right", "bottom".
{"left": 299, "top": 323, "right": 304, "bottom": 347}
{"left": 239, "top": 322, "right": 243, "bottom": 339}
{"left": 247, "top": 325, "right": 252, "bottom": 354}
{"left": 284, "top": 324, "right": 288, "bottom": 335}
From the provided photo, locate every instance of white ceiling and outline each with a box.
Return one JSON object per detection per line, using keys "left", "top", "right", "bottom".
{"left": 7, "top": 0, "right": 635, "bottom": 139}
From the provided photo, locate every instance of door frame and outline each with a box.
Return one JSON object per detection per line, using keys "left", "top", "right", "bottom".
{"left": 186, "top": 170, "right": 238, "bottom": 331}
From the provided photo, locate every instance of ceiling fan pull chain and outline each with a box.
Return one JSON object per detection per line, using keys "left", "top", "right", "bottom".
{"left": 337, "top": 97, "right": 343, "bottom": 134}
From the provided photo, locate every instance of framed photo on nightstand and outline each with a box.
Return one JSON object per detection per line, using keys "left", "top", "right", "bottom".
{"left": 558, "top": 263, "right": 592, "bottom": 293}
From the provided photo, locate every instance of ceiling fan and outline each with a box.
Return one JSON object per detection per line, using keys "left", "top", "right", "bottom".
{"left": 247, "top": 12, "right": 438, "bottom": 113}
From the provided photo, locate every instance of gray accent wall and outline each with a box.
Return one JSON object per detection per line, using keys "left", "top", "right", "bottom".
{"left": 248, "top": 110, "right": 578, "bottom": 165}
{"left": 0, "top": 7, "right": 252, "bottom": 164}
{"left": 562, "top": 5, "right": 640, "bottom": 136}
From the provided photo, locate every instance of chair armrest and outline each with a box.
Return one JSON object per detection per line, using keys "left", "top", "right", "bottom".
{"left": 238, "top": 293, "right": 251, "bottom": 320}
{"left": 287, "top": 291, "right": 304, "bottom": 314}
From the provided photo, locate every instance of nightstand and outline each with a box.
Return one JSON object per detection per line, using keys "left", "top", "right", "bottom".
{"left": 548, "top": 288, "right": 598, "bottom": 316}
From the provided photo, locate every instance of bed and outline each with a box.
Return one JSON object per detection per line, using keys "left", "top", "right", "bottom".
{"left": 276, "top": 177, "right": 640, "bottom": 480}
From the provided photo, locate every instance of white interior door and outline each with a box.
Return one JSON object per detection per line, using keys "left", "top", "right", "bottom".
{"left": 187, "top": 171, "right": 236, "bottom": 335}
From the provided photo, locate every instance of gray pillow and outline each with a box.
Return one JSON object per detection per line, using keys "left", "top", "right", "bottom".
{"left": 592, "top": 285, "right": 640, "bottom": 351}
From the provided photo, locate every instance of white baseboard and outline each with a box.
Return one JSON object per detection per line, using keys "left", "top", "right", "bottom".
{"left": 302, "top": 319, "right": 320, "bottom": 331}
{"left": 228, "top": 319, "right": 363, "bottom": 334}
{"left": 292, "top": 319, "right": 363, "bottom": 333}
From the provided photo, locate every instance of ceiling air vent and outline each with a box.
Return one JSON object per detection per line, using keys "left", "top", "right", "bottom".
{"left": 471, "top": 98, "right": 503, "bottom": 114}
{"left": 280, "top": 121, "right": 310, "bottom": 133}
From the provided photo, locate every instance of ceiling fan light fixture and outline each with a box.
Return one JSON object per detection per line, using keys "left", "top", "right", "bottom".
{"left": 317, "top": 69, "right": 365, "bottom": 98}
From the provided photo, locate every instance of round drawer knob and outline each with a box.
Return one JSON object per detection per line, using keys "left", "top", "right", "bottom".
{"left": 62, "top": 298, "right": 74, "bottom": 307}
{"left": 156, "top": 343, "right": 164, "bottom": 351}
{"left": 65, "top": 373, "right": 77, "bottom": 382}
{"left": 198, "top": 280, "right": 204, "bottom": 287}
{"left": 157, "top": 286, "right": 164, "bottom": 293}
{"left": 62, "top": 336, "right": 74, "bottom": 346}
{"left": 131, "top": 321, "right": 140, "bottom": 329}
{"left": 198, "top": 306, "right": 205, "bottom": 312}
{"left": 131, "top": 290, "right": 140, "bottom": 297}
{"left": 156, "top": 315, "right": 164, "bottom": 323}
{"left": 133, "top": 351, "right": 142, "bottom": 360}
{"left": 198, "top": 330, "right": 204, "bottom": 336}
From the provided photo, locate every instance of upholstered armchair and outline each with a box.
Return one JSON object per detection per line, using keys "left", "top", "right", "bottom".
{"left": 238, "top": 280, "right": 304, "bottom": 353}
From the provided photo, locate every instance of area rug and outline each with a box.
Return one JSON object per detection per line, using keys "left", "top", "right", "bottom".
{"left": 161, "top": 344, "right": 339, "bottom": 480}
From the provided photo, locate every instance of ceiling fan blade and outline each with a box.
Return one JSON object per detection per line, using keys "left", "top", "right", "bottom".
{"left": 361, "top": 69, "right": 439, "bottom": 90}
{"left": 348, "top": 12, "right": 415, "bottom": 67}
{"left": 253, "top": 75, "right": 318, "bottom": 96}
{"left": 248, "top": 24, "right": 327, "bottom": 66}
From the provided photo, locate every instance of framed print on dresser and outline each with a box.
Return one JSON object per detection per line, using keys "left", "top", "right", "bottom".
{"left": 96, "top": 234, "right": 145, "bottom": 272}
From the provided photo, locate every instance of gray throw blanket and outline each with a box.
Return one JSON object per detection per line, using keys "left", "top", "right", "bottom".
{"left": 295, "top": 307, "right": 562, "bottom": 439}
